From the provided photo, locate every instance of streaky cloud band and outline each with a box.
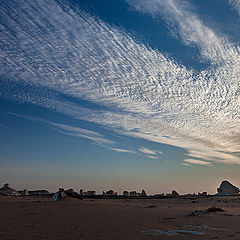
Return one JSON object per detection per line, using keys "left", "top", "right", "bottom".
{"left": 1, "top": 0, "right": 240, "bottom": 165}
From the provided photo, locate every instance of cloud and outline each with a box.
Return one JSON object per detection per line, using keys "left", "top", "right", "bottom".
{"left": 9, "top": 113, "right": 115, "bottom": 146}
{"left": 44, "top": 121, "right": 116, "bottom": 145}
{"left": 1, "top": 0, "right": 240, "bottom": 165}
{"left": 138, "top": 146, "right": 157, "bottom": 155}
{"left": 110, "top": 148, "right": 136, "bottom": 154}
{"left": 183, "top": 159, "right": 213, "bottom": 166}
{"left": 146, "top": 155, "right": 159, "bottom": 159}
{"left": 229, "top": 0, "right": 240, "bottom": 15}
{"left": 126, "top": 0, "right": 239, "bottom": 64}
{"left": 138, "top": 146, "right": 162, "bottom": 159}
{"left": 182, "top": 162, "right": 190, "bottom": 166}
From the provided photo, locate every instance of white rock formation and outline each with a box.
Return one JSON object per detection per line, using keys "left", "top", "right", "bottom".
{"left": 123, "top": 191, "right": 129, "bottom": 196}
{"left": 140, "top": 189, "right": 147, "bottom": 196}
{"left": 130, "top": 191, "right": 137, "bottom": 196}
{"left": 22, "top": 189, "right": 28, "bottom": 196}
{"left": 105, "top": 190, "right": 115, "bottom": 196}
{"left": 171, "top": 190, "right": 179, "bottom": 197}
{"left": 0, "top": 183, "right": 19, "bottom": 196}
{"left": 217, "top": 180, "right": 239, "bottom": 196}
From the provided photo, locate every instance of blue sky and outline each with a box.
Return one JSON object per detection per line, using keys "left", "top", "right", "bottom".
{"left": 0, "top": 0, "right": 240, "bottom": 194}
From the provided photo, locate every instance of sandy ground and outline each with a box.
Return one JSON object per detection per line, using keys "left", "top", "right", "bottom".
{"left": 1, "top": 196, "right": 240, "bottom": 240}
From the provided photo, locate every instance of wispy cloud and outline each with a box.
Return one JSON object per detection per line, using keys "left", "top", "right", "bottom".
{"left": 1, "top": 0, "right": 240, "bottom": 165}
{"left": 138, "top": 146, "right": 157, "bottom": 155}
{"left": 183, "top": 159, "right": 213, "bottom": 166}
{"left": 126, "top": 0, "right": 238, "bottom": 64}
{"left": 229, "top": 0, "right": 240, "bottom": 15}
{"left": 110, "top": 147, "right": 136, "bottom": 154}
{"left": 138, "top": 146, "right": 162, "bottom": 155}
{"left": 10, "top": 113, "right": 115, "bottom": 146}
{"left": 182, "top": 162, "right": 190, "bottom": 166}
{"left": 44, "top": 121, "right": 116, "bottom": 145}
{"left": 138, "top": 146, "right": 162, "bottom": 159}
{"left": 146, "top": 155, "right": 159, "bottom": 159}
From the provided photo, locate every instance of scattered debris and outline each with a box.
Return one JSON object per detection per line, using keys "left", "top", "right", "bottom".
{"left": 187, "top": 210, "right": 205, "bottom": 216}
{"left": 206, "top": 207, "right": 224, "bottom": 213}
{"left": 146, "top": 205, "right": 158, "bottom": 208}
{"left": 188, "top": 206, "right": 224, "bottom": 216}
{"left": 220, "top": 213, "right": 240, "bottom": 217}
{"left": 164, "top": 217, "right": 176, "bottom": 220}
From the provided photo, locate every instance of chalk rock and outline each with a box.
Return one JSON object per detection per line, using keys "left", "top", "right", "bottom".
{"left": 217, "top": 181, "right": 239, "bottom": 196}
{"left": 130, "top": 191, "right": 137, "bottom": 196}
{"left": 22, "top": 189, "right": 28, "bottom": 196}
{"left": 79, "top": 189, "right": 84, "bottom": 196}
{"left": 65, "top": 188, "right": 82, "bottom": 199}
{"left": 0, "top": 183, "right": 19, "bottom": 196}
{"left": 172, "top": 190, "right": 179, "bottom": 197}
{"left": 140, "top": 189, "right": 147, "bottom": 196}
{"left": 85, "top": 191, "right": 96, "bottom": 196}
{"left": 105, "top": 190, "right": 114, "bottom": 196}
{"left": 123, "top": 191, "right": 129, "bottom": 197}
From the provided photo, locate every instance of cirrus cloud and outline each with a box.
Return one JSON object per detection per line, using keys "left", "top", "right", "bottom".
{"left": 183, "top": 159, "right": 213, "bottom": 166}
{"left": 0, "top": 0, "right": 240, "bottom": 166}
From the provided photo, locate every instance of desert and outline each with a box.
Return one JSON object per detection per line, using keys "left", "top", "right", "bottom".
{"left": 1, "top": 193, "right": 240, "bottom": 240}
{"left": 1, "top": 1, "right": 240, "bottom": 239}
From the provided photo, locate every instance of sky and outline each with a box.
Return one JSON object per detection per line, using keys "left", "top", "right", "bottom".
{"left": 0, "top": 0, "right": 240, "bottom": 194}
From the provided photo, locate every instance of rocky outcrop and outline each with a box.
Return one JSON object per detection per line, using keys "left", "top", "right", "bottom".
{"left": 130, "top": 191, "right": 137, "bottom": 196}
{"left": 79, "top": 189, "right": 84, "bottom": 196}
{"left": 140, "top": 189, "right": 147, "bottom": 196}
{"left": 50, "top": 188, "right": 83, "bottom": 202}
{"left": 171, "top": 190, "right": 179, "bottom": 197}
{"left": 198, "top": 192, "right": 207, "bottom": 196}
{"left": 22, "top": 189, "right": 28, "bottom": 196}
{"left": 217, "top": 181, "right": 239, "bottom": 196}
{"left": 18, "top": 189, "right": 28, "bottom": 196}
{"left": 85, "top": 191, "right": 96, "bottom": 196}
{"left": 123, "top": 191, "right": 129, "bottom": 197}
{"left": 105, "top": 190, "right": 117, "bottom": 196}
{"left": 49, "top": 188, "right": 65, "bottom": 202}
{"left": 28, "top": 190, "right": 49, "bottom": 196}
{"left": 65, "top": 188, "right": 80, "bottom": 198}
{"left": 0, "top": 183, "right": 19, "bottom": 196}
{"left": 153, "top": 193, "right": 165, "bottom": 198}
